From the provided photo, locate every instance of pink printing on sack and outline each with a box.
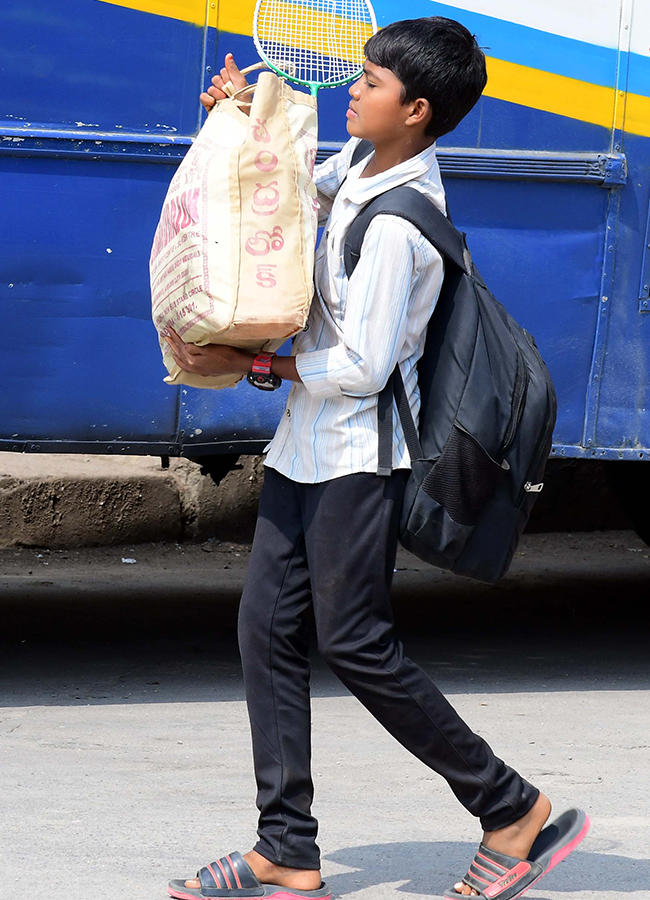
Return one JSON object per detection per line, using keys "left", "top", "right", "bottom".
{"left": 251, "top": 181, "right": 280, "bottom": 216}
{"left": 245, "top": 226, "right": 285, "bottom": 256}
{"left": 305, "top": 146, "right": 317, "bottom": 174}
{"left": 245, "top": 147, "right": 282, "bottom": 288}
{"left": 151, "top": 187, "right": 200, "bottom": 258}
{"left": 252, "top": 118, "right": 271, "bottom": 143}
{"left": 255, "top": 150, "right": 279, "bottom": 172}
{"left": 296, "top": 126, "right": 317, "bottom": 177}
{"left": 256, "top": 264, "right": 277, "bottom": 288}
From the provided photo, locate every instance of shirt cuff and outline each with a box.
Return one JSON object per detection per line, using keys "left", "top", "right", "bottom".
{"left": 295, "top": 348, "right": 344, "bottom": 399}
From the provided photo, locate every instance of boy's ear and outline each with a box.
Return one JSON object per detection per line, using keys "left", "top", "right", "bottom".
{"left": 406, "top": 98, "right": 432, "bottom": 130}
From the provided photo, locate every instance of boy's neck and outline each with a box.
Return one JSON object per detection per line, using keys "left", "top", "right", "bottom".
{"left": 360, "top": 135, "right": 436, "bottom": 179}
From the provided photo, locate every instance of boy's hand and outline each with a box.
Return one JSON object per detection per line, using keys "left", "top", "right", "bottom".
{"left": 163, "top": 326, "right": 252, "bottom": 378}
{"left": 200, "top": 53, "right": 250, "bottom": 112}
{"left": 163, "top": 326, "right": 303, "bottom": 384}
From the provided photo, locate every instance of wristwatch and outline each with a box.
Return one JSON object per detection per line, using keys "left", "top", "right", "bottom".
{"left": 247, "top": 352, "right": 282, "bottom": 391}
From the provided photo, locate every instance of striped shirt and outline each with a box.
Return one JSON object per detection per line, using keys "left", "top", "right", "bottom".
{"left": 264, "top": 137, "right": 446, "bottom": 483}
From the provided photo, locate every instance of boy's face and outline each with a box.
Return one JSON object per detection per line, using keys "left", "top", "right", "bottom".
{"left": 346, "top": 61, "right": 427, "bottom": 144}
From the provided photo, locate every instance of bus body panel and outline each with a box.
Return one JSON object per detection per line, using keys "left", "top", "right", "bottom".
{"left": 1, "top": 0, "right": 650, "bottom": 461}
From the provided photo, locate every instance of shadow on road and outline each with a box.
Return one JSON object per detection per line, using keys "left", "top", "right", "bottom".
{"left": 325, "top": 840, "right": 646, "bottom": 896}
{"left": 1, "top": 532, "right": 649, "bottom": 708}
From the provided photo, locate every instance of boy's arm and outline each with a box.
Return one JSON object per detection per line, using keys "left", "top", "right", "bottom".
{"left": 295, "top": 216, "right": 443, "bottom": 398}
{"left": 163, "top": 328, "right": 302, "bottom": 383}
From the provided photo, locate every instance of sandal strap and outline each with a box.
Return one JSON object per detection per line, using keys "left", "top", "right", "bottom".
{"left": 462, "top": 844, "right": 543, "bottom": 899}
{"left": 199, "top": 852, "right": 262, "bottom": 895}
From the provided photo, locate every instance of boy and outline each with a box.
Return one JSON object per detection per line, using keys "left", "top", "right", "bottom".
{"left": 164, "top": 18, "right": 587, "bottom": 900}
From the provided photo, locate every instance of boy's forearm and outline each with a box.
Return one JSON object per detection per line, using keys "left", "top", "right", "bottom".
{"left": 271, "top": 354, "right": 301, "bottom": 383}
{"left": 227, "top": 347, "right": 302, "bottom": 383}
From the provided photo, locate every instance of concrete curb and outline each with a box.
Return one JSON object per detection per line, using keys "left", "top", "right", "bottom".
{"left": 0, "top": 453, "right": 634, "bottom": 550}
{"left": 0, "top": 453, "right": 264, "bottom": 549}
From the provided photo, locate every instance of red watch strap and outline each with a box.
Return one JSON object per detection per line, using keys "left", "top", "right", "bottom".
{"left": 251, "top": 353, "right": 274, "bottom": 375}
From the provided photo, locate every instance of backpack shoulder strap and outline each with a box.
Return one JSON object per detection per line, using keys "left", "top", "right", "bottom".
{"left": 341, "top": 185, "right": 470, "bottom": 476}
{"left": 343, "top": 186, "right": 469, "bottom": 278}
{"left": 350, "top": 139, "right": 374, "bottom": 168}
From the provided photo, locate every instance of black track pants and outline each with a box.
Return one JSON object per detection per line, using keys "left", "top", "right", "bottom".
{"left": 238, "top": 467, "right": 539, "bottom": 870}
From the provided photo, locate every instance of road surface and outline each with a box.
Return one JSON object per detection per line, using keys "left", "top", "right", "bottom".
{"left": 0, "top": 531, "right": 648, "bottom": 900}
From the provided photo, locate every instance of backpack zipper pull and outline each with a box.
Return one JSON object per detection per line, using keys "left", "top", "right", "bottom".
{"left": 524, "top": 481, "right": 544, "bottom": 492}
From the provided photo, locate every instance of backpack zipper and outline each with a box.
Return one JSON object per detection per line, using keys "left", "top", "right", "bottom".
{"left": 499, "top": 346, "right": 529, "bottom": 458}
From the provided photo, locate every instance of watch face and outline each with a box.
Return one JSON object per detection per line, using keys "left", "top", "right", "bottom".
{"left": 247, "top": 371, "right": 282, "bottom": 391}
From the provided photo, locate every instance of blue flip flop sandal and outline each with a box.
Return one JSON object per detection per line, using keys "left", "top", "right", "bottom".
{"left": 443, "top": 808, "right": 590, "bottom": 899}
{"left": 168, "top": 851, "right": 332, "bottom": 900}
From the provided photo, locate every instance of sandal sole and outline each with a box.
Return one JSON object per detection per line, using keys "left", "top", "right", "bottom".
{"left": 169, "top": 882, "right": 332, "bottom": 900}
{"left": 443, "top": 808, "right": 590, "bottom": 899}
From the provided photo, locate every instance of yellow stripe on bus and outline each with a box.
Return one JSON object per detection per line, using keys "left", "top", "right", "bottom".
{"left": 219, "top": 0, "right": 257, "bottom": 37}
{"left": 622, "top": 91, "right": 650, "bottom": 139}
{"left": 96, "top": 0, "right": 217, "bottom": 28}
{"left": 98, "top": 0, "right": 650, "bottom": 138}
{"left": 98, "top": 0, "right": 371, "bottom": 62}
{"left": 485, "top": 57, "right": 650, "bottom": 138}
{"left": 485, "top": 57, "right": 617, "bottom": 130}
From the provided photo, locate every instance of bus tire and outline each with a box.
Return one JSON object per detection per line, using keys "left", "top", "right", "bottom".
{"left": 606, "top": 460, "right": 650, "bottom": 547}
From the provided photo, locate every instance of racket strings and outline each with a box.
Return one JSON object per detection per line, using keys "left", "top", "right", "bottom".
{"left": 255, "top": 0, "right": 375, "bottom": 86}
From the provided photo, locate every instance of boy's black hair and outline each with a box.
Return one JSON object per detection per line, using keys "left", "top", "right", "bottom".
{"left": 364, "top": 17, "right": 487, "bottom": 140}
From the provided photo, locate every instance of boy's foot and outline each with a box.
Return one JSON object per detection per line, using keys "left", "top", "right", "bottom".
{"left": 183, "top": 850, "right": 322, "bottom": 892}
{"left": 451, "top": 792, "right": 552, "bottom": 896}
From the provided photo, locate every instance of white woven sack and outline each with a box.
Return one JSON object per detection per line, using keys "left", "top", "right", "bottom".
{"left": 150, "top": 68, "right": 318, "bottom": 389}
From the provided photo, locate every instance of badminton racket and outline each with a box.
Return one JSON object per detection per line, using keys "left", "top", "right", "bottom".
{"left": 252, "top": 0, "right": 377, "bottom": 96}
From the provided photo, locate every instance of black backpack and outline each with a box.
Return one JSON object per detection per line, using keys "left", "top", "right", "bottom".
{"left": 344, "top": 144, "right": 557, "bottom": 583}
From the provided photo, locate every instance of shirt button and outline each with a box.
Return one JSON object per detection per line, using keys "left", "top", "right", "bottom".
{"left": 286, "top": 408, "right": 291, "bottom": 417}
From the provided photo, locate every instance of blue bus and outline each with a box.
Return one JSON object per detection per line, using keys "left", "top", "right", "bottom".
{"left": 1, "top": 1, "right": 649, "bottom": 528}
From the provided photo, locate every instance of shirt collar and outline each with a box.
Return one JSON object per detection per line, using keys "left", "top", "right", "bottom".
{"left": 341, "top": 141, "right": 445, "bottom": 211}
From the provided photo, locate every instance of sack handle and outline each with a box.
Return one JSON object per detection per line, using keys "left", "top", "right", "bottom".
{"left": 221, "top": 62, "right": 268, "bottom": 104}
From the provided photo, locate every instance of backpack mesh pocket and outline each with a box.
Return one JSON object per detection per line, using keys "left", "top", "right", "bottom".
{"left": 421, "top": 424, "right": 504, "bottom": 526}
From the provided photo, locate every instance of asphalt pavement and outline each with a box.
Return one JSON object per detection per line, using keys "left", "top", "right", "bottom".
{"left": 1, "top": 531, "right": 649, "bottom": 900}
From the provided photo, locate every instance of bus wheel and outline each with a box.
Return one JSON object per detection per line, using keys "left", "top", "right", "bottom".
{"left": 606, "top": 460, "right": 650, "bottom": 547}
{"left": 187, "top": 453, "right": 242, "bottom": 487}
